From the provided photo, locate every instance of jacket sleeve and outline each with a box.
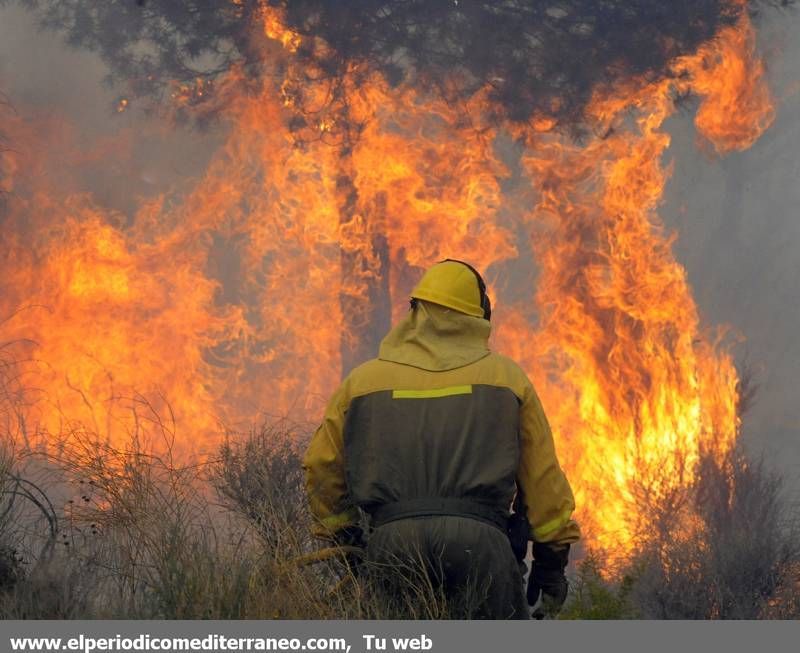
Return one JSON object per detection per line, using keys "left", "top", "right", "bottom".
{"left": 302, "top": 381, "right": 360, "bottom": 539}
{"left": 517, "top": 381, "right": 581, "bottom": 545}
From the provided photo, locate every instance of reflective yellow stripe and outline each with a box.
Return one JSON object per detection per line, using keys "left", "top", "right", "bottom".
{"left": 533, "top": 509, "right": 573, "bottom": 540}
{"left": 392, "top": 385, "right": 473, "bottom": 399}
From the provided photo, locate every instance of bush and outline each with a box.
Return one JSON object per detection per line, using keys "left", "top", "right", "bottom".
{"left": 628, "top": 447, "right": 799, "bottom": 619}
{"left": 559, "top": 554, "right": 637, "bottom": 619}
{"left": 0, "top": 371, "right": 797, "bottom": 620}
{"left": 212, "top": 424, "right": 309, "bottom": 550}
{"left": 0, "top": 415, "right": 457, "bottom": 619}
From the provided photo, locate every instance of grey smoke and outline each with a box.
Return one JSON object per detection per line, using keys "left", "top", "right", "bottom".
{"left": 661, "top": 8, "right": 800, "bottom": 487}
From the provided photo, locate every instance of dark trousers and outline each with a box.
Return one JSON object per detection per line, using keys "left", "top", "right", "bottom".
{"left": 366, "top": 515, "right": 528, "bottom": 619}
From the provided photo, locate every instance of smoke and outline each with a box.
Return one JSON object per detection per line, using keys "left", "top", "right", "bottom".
{"left": 0, "top": 3, "right": 224, "bottom": 212}
{"left": 661, "top": 5, "right": 800, "bottom": 485}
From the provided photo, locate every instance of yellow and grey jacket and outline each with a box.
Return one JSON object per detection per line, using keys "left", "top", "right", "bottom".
{"left": 303, "top": 301, "right": 580, "bottom": 545}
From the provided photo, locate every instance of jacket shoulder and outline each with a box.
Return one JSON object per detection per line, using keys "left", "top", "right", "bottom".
{"left": 344, "top": 357, "right": 391, "bottom": 384}
{"left": 476, "top": 353, "right": 533, "bottom": 399}
{"left": 484, "top": 352, "right": 529, "bottom": 375}
{"left": 339, "top": 357, "right": 398, "bottom": 401}
{"left": 341, "top": 353, "right": 533, "bottom": 401}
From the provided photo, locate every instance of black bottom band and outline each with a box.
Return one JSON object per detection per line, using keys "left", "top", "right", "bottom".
{"left": 371, "top": 497, "right": 508, "bottom": 532}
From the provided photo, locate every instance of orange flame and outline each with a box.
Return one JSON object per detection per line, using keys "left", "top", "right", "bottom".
{"left": 496, "top": 12, "right": 772, "bottom": 554}
{"left": 0, "top": 8, "right": 774, "bottom": 557}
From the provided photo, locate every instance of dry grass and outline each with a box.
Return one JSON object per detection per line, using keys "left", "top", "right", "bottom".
{"left": 627, "top": 447, "right": 799, "bottom": 619}
{"left": 1, "top": 425, "right": 795, "bottom": 619}
{"left": 559, "top": 446, "right": 800, "bottom": 620}
{"left": 0, "top": 349, "right": 797, "bottom": 619}
{"left": 0, "top": 411, "right": 463, "bottom": 619}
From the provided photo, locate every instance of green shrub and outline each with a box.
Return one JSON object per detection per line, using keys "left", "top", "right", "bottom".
{"left": 559, "top": 554, "right": 637, "bottom": 619}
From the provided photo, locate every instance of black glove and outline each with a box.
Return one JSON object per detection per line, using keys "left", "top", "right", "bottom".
{"left": 527, "top": 543, "right": 570, "bottom": 618}
{"left": 333, "top": 525, "right": 364, "bottom": 548}
{"left": 507, "top": 511, "right": 530, "bottom": 563}
{"left": 333, "top": 525, "right": 365, "bottom": 575}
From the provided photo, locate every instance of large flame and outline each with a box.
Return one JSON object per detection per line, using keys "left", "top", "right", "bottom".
{"left": 0, "top": 5, "right": 774, "bottom": 556}
{"left": 496, "top": 15, "right": 773, "bottom": 553}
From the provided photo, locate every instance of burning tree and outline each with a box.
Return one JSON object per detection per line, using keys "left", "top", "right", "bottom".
{"left": 9, "top": 0, "right": 781, "bottom": 370}
{"left": 0, "top": 0, "right": 792, "bottom": 567}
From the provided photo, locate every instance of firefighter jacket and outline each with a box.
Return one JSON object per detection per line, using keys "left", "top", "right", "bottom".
{"left": 303, "top": 300, "right": 581, "bottom": 546}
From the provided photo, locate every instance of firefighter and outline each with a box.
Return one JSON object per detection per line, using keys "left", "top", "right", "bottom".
{"left": 303, "top": 259, "right": 580, "bottom": 618}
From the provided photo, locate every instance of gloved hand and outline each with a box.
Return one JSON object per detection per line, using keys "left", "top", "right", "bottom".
{"left": 333, "top": 525, "right": 365, "bottom": 548}
{"left": 332, "top": 525, "right": 365, "bottom": 576}
{"left": 527, "top": 566, "right": 568, "bottom": 618}
{"left": 527, "top": 543, "right": 570, "bottom": 618}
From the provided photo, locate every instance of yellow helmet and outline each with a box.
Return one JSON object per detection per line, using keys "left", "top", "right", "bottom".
{"left": 410, "top": 259, "right": 491, "bottom": 320}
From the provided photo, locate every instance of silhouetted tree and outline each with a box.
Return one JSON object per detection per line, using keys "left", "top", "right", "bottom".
{"left": 8, "top": 1, "right": 792, "bottom": 129}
